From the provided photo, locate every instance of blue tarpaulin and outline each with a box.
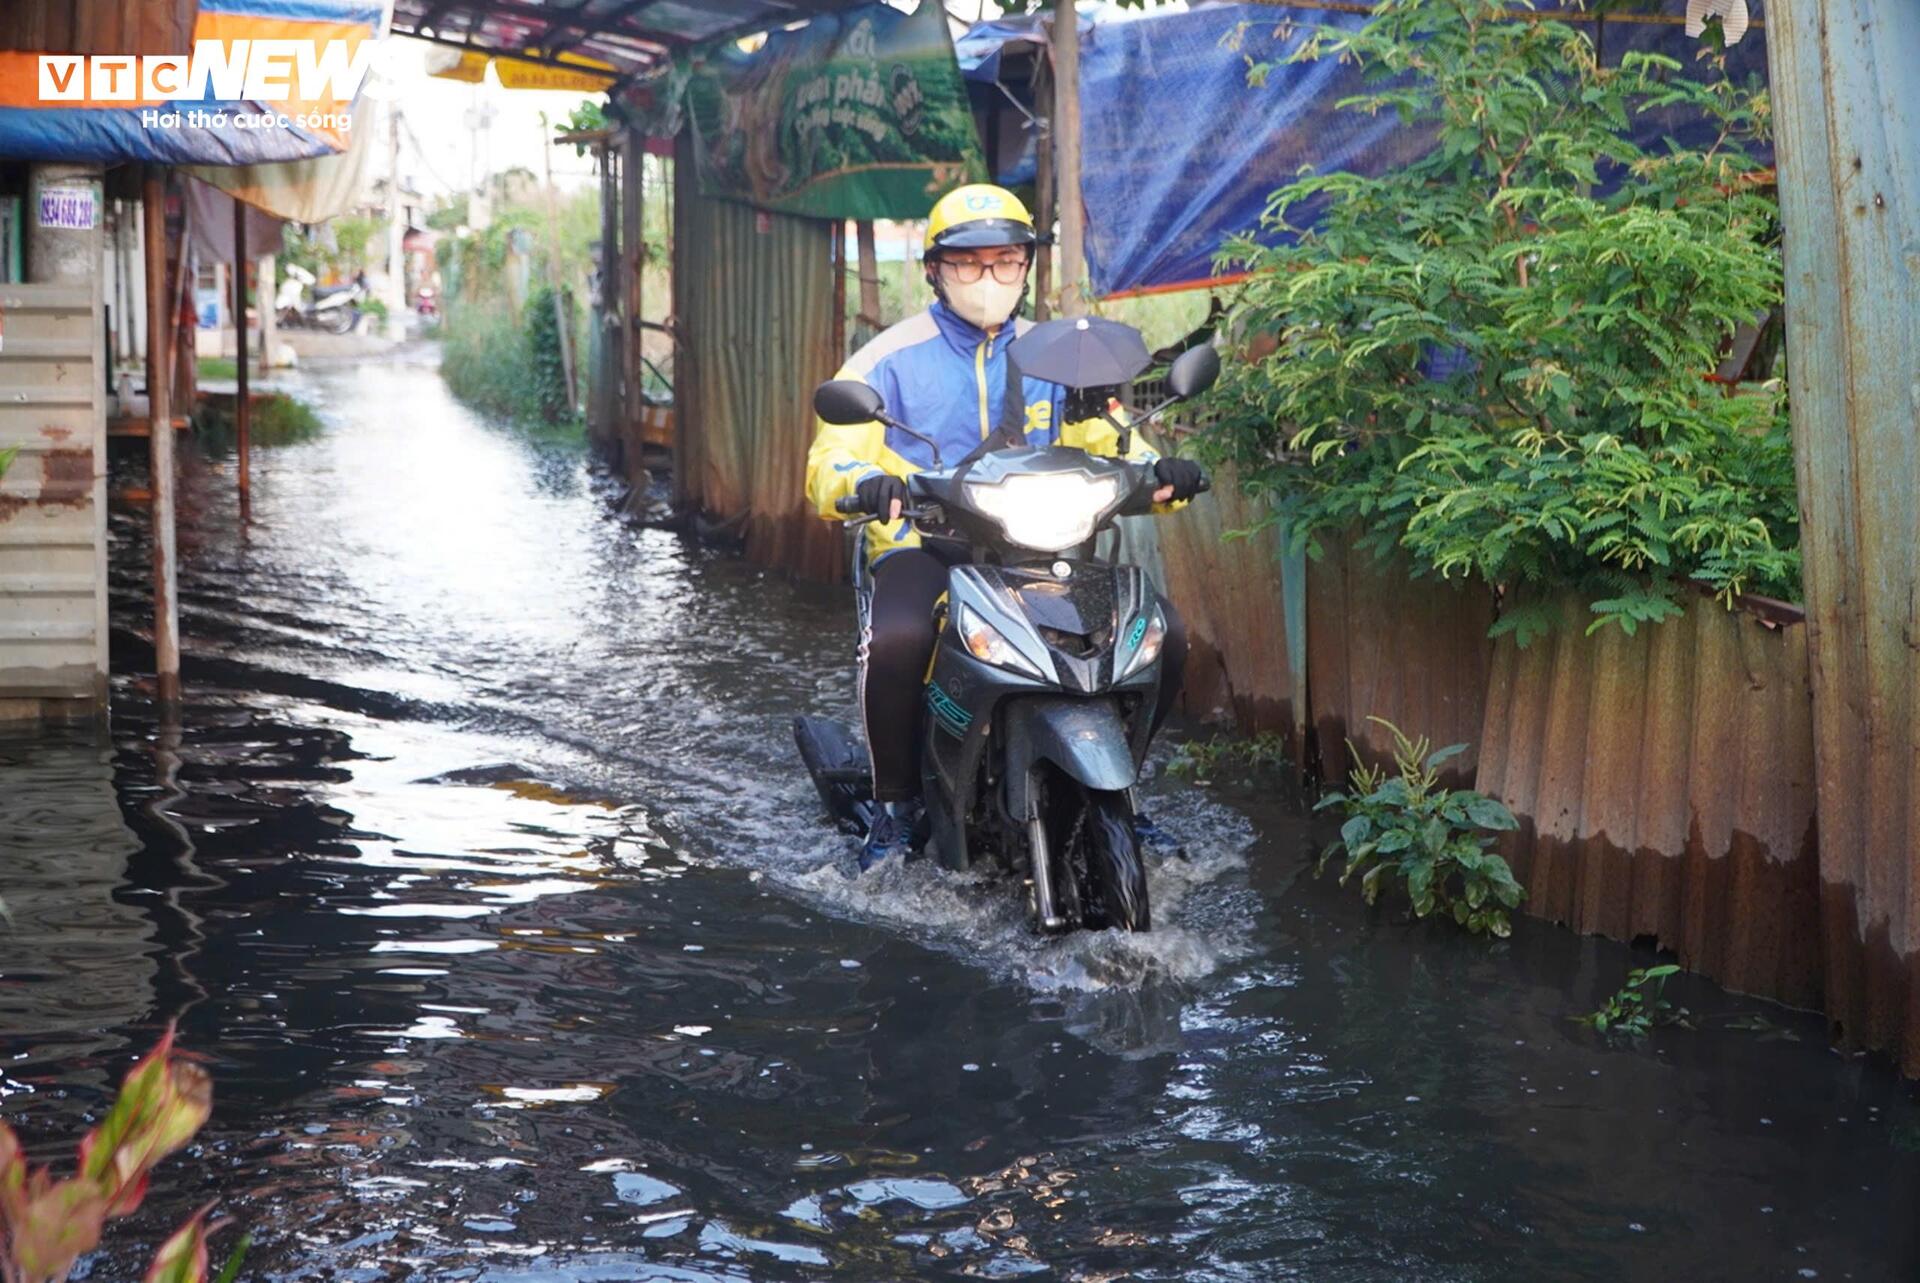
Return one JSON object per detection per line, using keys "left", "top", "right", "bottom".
{"left": 992, "top": 3, "right": 1775, "bottom": 297}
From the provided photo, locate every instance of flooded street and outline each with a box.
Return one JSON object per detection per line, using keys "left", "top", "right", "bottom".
{"left": 3, "top": 346, "right": 1916, "bottom": 1282}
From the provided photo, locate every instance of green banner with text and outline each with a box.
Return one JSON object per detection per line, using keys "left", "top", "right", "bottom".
{"left": 686, "top": 2, "right": 986, "bottom": 220}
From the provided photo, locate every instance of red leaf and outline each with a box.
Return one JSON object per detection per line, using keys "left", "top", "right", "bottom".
{"left": 78, "top": 1028, "right": 212, "bottom": 1217}
{"left": 10, "top": 1176, "right": 110, "bottom": 1280}
{"left": 142, "top": 1202, "right": 217, "bottom": 1283}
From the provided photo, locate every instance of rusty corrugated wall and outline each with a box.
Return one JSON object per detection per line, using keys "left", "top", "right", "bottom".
{"left": 1306, "top": 534, "right": 1495, "bottom": 787}
{"left": 1477, "top": 594, "right": 1822, "bottom": 1009}
{"left": 1155, "top": 472, "right": 1305, "bottom": 753}
{"left": 672, "top": 139, "right": 843, "bottom": 580}
{"left": 1768, "top": 0, "right": 1920, "bottom": 1073}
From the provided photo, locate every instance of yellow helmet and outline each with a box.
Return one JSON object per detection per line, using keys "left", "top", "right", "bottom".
{"left": 924, "top": 183, "right": 1037, "bottom": 255}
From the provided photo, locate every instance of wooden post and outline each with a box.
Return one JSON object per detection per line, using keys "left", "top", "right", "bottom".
{"left": 855, "top": 220, "right": 881, "bottom": 334}
{"left": 1032, "top": 55, "right": 1054, "bottom": 322}
{"left": 143, "top": 171, "right": 180, "bottom": 705}
{"left": 232, "top": 197, "right": 251, "bottom": 520}
{"left": 1053, "top": 0, "right": 1086, "bottom": 316}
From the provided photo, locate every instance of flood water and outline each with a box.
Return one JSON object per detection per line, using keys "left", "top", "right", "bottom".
{"left": 3, "top": 345, "right": 1916, "bottom": 1282}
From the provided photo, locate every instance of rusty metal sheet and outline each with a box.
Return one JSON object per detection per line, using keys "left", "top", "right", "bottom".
{"left": 0, "top": 283, "right": 108, "bottom": 719}
{"left": 1476, "top": 594, "right": 1822, "bottom": 1009}
{"left": 1305, "top": 532, "right": 1495, "bottom": 787}
{"left": 1154, "top": 468, "right": 1304, "bottom": 752}
{"left": 672, "top": 146, "right": 842, "bottom": 581}
{"left": 1767, "top": 0, "right": 1920, "bottom": 1074}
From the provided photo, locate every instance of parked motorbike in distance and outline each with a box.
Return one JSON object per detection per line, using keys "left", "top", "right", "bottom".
{"left": 276, "top": 263, "right": 366, "bottom": 335}
{"left": 794, "top": 321, "right": 1220, "bottom": 936}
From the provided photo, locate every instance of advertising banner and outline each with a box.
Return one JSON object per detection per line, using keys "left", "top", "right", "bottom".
{"left": 685, "top": 1, "right": 985, "bottom": 220}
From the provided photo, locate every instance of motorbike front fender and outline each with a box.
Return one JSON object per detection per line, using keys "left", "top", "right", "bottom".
{"left": 1002, "top": 696, "right": 1137, "bottom": 819}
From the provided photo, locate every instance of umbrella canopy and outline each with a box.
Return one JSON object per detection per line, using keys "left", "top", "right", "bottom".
{"left": 1009, "top": 317, "right": 1151, "bottom": 390}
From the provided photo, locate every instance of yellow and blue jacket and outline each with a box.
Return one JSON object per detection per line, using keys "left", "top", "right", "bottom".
{"left": 806, "top": 300, "right": 1172, "bottom": 566}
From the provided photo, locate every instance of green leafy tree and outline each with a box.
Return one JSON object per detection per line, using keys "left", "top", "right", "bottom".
{"left": 1201, "top": 0, "right": 1795, "bottom": 638}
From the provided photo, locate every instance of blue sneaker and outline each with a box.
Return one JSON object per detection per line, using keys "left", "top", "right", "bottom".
{"left": 860, "top": 802, "right": 915, "bottom": 871}
{"left": 1133, "top": 810, "right": 1188, "bottom": 862}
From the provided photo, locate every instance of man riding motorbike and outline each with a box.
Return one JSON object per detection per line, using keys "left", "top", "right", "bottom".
{"left": 804, "top": 184, "right": 1209, "bottom": 870}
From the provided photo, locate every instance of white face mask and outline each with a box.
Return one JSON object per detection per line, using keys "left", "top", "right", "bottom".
{"left": 945, "top": 274, "right": 1026, "bottom": 330}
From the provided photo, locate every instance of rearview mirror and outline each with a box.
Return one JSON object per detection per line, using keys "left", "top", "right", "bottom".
{"left": 814, "top": 379, "right": 885, "bottom": 425}
{"left": 1166, "top": 343, "right": 1221, "bottom": 400}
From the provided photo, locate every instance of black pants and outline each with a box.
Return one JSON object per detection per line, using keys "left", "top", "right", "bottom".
{"left": 861, "top": 548, "right": 1189, "bottom": 802}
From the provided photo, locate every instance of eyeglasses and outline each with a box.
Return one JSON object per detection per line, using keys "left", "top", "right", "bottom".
{"left": 938, "top": 256, "right": 1030, "bottom": 285}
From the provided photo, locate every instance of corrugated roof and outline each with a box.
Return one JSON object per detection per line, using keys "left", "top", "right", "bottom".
{"left": 389, "top": 0, "right": 878, "bottom": 81}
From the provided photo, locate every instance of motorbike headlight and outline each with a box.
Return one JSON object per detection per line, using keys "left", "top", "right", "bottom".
{"left": 963, "top": 470, "right": 1125, "bottom": 553}
{"left": 1118, "top": 607, "right": 1166, "bottom": 679}
{"left": 958, "top": 604, "right": 1045, "bottom": 679}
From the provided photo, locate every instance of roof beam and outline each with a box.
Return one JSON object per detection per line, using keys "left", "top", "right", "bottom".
{"left": 548, "top": 0, "right": 660, "bottom": 56}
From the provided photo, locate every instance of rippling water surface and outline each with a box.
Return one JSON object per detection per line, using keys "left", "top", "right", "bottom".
{"left": 2, "top": 346, "right": 1915, "bottom": 1282}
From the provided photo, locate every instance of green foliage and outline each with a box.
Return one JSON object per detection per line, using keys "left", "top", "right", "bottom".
{"left": 440, "top": 288, "right": 584, "bottom": 433}
{"left": 525, "top": 285, "right": 580, "bottom": 423}
{"left": 194, "top": 392, "right": 323, "bottom": 454}
{"left": 0, "top": 1029, "right": 236, "bottom": 1283}
{"left": 1315, "top": 717, "right": 1525, "bottom": 936}
{"left": 195, "top": 356, "right": 237, "bottom": 383}
{"left": 0, "top": 447, "right": 15, "bottom": 481}
{"left": 561, "top": 98, "right": 608, "bottom": 155}
{"left": 281, "top": 214, "right": 380, "bottom": 282}
{"left": 1578, "top": 963, "right": 1688, "bottom": 1036}
{"left": 1200, "top": 0, "right": 1798, "bottom": 639}
{"left": 1167, "top": 732, "right": 1291, "bottom": 781}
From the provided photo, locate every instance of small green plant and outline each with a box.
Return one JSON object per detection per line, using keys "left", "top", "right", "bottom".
{"left": 0, "top": 1029, "right": 244, "bottom": 1283}
{"left": 194, "top": 357, "right": 237, "bottom": 383}
{"left": 193, "top": 392, "right": 323, "bottom": 454}
{"left": 1167, "top": 732, "right": 1291, "bottom": 781}
{"left": 0, "top": 447, "right": 15, "bottom": 481}
{"left": 1578, "top": 963, "right": 1688, "bottom": 1036}
{"left": 1315, "top": 717, "right": 1524, "bottom": 936}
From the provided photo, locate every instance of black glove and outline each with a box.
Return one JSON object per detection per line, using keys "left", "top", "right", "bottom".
{"left": 855, "top": 472, "right": 910, "bottom": 519}
{"left": 1153, "top": 457, "right": 1207, "bottom": 502}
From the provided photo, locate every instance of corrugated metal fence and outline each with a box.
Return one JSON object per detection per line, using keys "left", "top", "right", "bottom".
{"left": 672, "top": 147, "right": 843, "bottom": 581}
{"left": 1766, "top": 0, "right": 1920, "bottom": 1074}
{"left": 0, "top": 283, "right": 108, "bottom": 721}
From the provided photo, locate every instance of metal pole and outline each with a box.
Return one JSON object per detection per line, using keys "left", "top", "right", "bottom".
{"left": 1032, "top": 55, "right": 1054, "bottom": 323}
{"left": 831, "top": 219, "right": 847, "bottom": 363}
{"left": 143, "top": 170, "right": 180, "bottom": 706}
{"left": 386, "top": 102, "right": 407, "bottom": 340}
{"left": 232, "top": 197, "right": 251, "bottom": 521}
{"left": 1052, "top": 0, "right": 1086, "bottom": 317}
{"left": 855, "top": 220, "right": 881, "bottom": 334}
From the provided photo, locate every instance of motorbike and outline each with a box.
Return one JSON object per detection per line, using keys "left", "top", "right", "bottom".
{"left": 793, "top": 318, "right": 1220, "bottom": 935}
{"left": 275, "top": 263, "right": 365, "bottom": 335}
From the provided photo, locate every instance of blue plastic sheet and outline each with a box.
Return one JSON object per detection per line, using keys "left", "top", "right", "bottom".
{"left": 1071, "top": 4, "right": 1773, "bottom": 297}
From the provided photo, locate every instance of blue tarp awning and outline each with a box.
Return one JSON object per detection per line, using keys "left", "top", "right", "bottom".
{"left": 960, "top": 3, "right": 1774, "bottom": 299}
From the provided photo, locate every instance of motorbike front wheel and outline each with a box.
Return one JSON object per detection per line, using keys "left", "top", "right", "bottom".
{"left": 321, "top": 305, "right": 358, "bottom": 335}
{"left": 1032, "top": 769, "right": 1150, "bottom": 933}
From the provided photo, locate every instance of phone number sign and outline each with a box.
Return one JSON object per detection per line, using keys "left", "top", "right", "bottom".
{"left": 38, "top": 184, "right": 99, "bottom": 231}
